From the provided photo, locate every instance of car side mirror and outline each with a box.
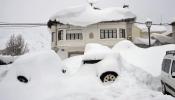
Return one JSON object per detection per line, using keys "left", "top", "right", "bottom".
{"left": 172, "top": 72, "right": 175, "bottom": 78}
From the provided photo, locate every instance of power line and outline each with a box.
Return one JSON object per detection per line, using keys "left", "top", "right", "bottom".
{"left": 0, "top": 21, "right": 172, "bottom": 28}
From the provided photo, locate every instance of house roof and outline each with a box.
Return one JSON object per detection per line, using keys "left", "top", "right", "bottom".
{"left": 134, "top": 23, "right": 167, "bottom": 33}
{"left": 172, "top": 21, "right": 175, "bottom": 25}
{"left": 50, "top": 5, "right": 136, "bottom": 27}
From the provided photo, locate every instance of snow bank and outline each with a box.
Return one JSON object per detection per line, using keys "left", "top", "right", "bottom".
{"left": 62, "top": 55, "right": 83, "bottom": 76}
{"left": 135, "top": 23, "right": 167, "bottom": 33}
{"left": 113, "top": 40, "right": 175, "bottom": 77}
{"left": 0, "top": 50, "right": 63, "bottom": 100}
{"left": 51, "top": 5, "right": 136, "bottom": 26}
{"left": 0, "top": 55, "right": 15, "bottom": 65}
{"left": 1, "top": 42, "right": 175, "bottom": 100}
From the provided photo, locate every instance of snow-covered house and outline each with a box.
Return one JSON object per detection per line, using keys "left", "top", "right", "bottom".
{"left": 132, "top": 23, "right": 167, "bottom": 46}
{"left": 47, "top": 4, "right": 136, "bottom": 58}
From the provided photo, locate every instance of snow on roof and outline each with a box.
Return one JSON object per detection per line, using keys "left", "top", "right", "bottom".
{"left": 83, "top": 43, "right": 112, "bottom": 60}
{"left": 133, "top": 37, "right": 156, "bottom": 45}
{"left": 51, "top": 5, "right": 136, "bottom": 26}
{"left": 135, "top": 23, "right": 167, "bottom": 33}
{"left": 145, "top": 18, "right": 152, "bottom": 22}
{"left": 151, "top": 33, "right": 175, "bottom": 44}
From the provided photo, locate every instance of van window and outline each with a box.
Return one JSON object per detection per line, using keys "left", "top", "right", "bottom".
{"left": 162, "top": 59, "right": 171, "bottom": 73}
{"left": 171, "top": 60, "right": 175, "bottom": 73}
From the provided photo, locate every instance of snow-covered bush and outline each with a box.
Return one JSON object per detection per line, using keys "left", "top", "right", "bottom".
{"left": 2, "top": 34, "right": 29, "bottom": 56}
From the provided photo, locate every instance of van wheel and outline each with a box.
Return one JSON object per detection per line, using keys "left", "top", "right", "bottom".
{"left": 162, "top": 82, "right": 167, "bottom": 95}
{"left": 100, "top": 71, "right": 118, "bottom": 83}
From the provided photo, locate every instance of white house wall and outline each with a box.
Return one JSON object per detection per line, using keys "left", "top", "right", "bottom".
{"left": 51, "top": 22, "right": 129, "bottom": 58}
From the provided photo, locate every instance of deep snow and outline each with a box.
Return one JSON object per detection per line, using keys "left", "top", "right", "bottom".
{"left": 0, "top": 41, "right": 175, "bottom": 100}
{"left": 51, "top": 4, "right": 136, "bottom": 26}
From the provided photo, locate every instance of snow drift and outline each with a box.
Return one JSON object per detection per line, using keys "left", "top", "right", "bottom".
{"left": 51, "top": 4, "right": 136, "bottom": 26}
{"left": 0, "top": 41, "right": 175, "bottom": 100}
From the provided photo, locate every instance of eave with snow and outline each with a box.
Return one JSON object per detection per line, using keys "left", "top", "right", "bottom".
{"left": 47, "top": 4, "right": 136, "bottom": 58}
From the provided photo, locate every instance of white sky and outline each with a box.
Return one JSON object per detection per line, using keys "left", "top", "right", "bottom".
{"left": 0, "top": 0, "right": 175, "bottom": 24}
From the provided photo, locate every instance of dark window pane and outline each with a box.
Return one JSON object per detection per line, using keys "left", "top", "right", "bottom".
{"left": 163, "top": 59, "right": 171, "bottom": 73}
{"left": 66, "top": 33, "right": 70, "bottom": 40}
{"left": 52, "top": 32, "right": 55, "bottom": 42}
{"left": 58, "top": 30, "right": 63, "bottom": 40}
{"left": 79, "top": 33, "right": 83, "bottom": 40}
{"left": 171, "top": 61, "right": 175, "bottom": 73}
{"left": 71, "top": 34, "right": 75, "bottom": 40}
{"left": 109, "top": 30, "right": 112, "bottom": 38}
{"left": 75, "top": 33, "right": 79, "bottom": 39}
{"left": 122, "top": 29, "right": 126, "bottom": 38}
{"left": 105, "top": 32, "right": 108, "bottom": 38}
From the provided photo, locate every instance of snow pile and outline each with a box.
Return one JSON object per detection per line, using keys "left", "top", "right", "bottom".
{"left": 135, "top": 23, "right": 167, "bottom": 33}
{"left": 113, "top": 40, "right": 175, "bottom": 77}
{"left": 83, "top": 43, "right": 112, "bottom": 60}
{"left": 0, "top": 50, "right": 63, "bottom": 100}
{"left": 0, "top": 55, "right": 15, "bottom": 65}
{"left": 0, "top": 41, "right": 175, "bottom": 100}
{"left": 133, "top": 37, "right": 156, "bottom": 45}
{"left": 88, "top": 0, "right": 99, "bottom": 3}
{"left": 151, "top": 33, "right": 175, "bottom": 44}
{"left": 62, "top": 55, "right": 83, "bottom": 75}
{"left": 51, "top": 5, "right": 136, "bottom": 26}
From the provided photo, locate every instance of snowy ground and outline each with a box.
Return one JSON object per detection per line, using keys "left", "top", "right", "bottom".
{"left": 0, "top": 40, "right": 175, "bottom": 100}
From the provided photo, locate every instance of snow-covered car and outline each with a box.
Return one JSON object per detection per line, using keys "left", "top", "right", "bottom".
{"left": 62, "top": 43, "right": 120, "bottom": 84}
{"left": 3, "top": 50, "right": 63, "bottom": 84}
{"left": 161, "top": 50, "right": 175, "bottom": 96}
{"left": 82, "top": 43, "right": 119, "bottom": 83}
{"left": 0, "top": 55, "right": 15, "bottom": 65}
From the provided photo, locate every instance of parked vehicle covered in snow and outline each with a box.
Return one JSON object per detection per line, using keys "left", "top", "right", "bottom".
{"left": 62, "top": 43, "right": 120, "bottom": 84}
{"left": 161, "top": 50, "right": 175, "bottom": 96}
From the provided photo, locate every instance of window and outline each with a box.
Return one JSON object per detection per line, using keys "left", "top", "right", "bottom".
{"left": 66, "top": 33, "right": 71, "bottom": 40}
{"left": 66, "top": 33, "right": 83, "bottom": 40}
{"left": 113, "top": 30, "right": 117, "bottom": 38}
{"left": 51, "top": 32, "right": 55, "bottom": 42}
{"left": 119, "top": 29, "right": 126, "bottom": 38}
{"left": 162, "top": 59, "right": 171, "bottom": 73}
{"left": 100, "top": 30, "right": 105, "bottom": 39}
{"left": 100, "top": 29, "right": 117, "bottom": 39}
{"left": 171, "top": 61, "right": 175, "bottom": 73}
{"left": 89, "top": 33, "right": 94, "bottom": 39}
{"left": 58, "top": 30, "right": 63, "bottom": 40}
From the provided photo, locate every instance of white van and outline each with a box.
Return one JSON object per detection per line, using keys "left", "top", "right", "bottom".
{"left": 161, "top": 50, "right": 175, "bottom": 96}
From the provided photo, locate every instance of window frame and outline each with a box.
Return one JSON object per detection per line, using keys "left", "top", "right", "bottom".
{"left": 100, "top": 29, "right": 117, "bottom": 39}
{"left": 119, "top": 28, "right": 126, "bottom": 38}
{"left": 66, "top": 32, "right": 83, "bottom": 40}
